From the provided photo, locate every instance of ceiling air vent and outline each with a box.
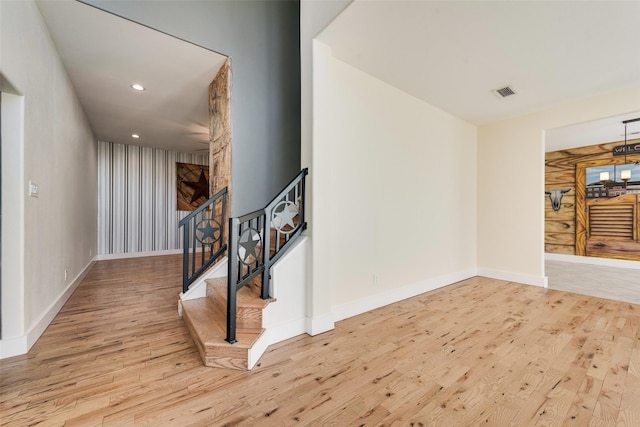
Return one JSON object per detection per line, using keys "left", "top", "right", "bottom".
{"left": 492, "top": 85, "right": 517, "bottom": 99}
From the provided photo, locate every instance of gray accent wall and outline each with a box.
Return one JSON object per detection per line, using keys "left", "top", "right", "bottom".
{"left": 97, "top": 141, "right": 208, "bottom": 255}
{"left": 84, "top": 0, "right": 301, "bottom": 215}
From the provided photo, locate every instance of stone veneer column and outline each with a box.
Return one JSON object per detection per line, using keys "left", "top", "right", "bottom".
{"left": 209, "top": 58, "right": 232, "bottom": 240}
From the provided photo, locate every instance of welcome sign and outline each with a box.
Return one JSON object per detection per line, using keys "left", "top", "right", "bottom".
{"left": 613, "top": 143, "right": 640, "bottom": 156}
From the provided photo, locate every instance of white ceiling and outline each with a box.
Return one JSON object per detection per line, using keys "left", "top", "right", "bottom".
{"left": 34, "top": 1, "right": 640, "bottom": 155}
{"left": 318, "top": 0, "right": 640, "bottom": 150}
{"left": 36, "top": 0, "right": 227, "bottom": 154}
{"left": 546, "top": 112, "right": 640, "bottom": 152}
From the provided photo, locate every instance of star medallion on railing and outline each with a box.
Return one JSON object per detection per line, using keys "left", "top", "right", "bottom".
{"left": 238, "top": 227, "right": 262, "bottom": 265}
{"left": 195, "top": 219, "right": 220, "bottom": 245}
{"left": 271, "top": 201, "right": 299, "bottom": 234}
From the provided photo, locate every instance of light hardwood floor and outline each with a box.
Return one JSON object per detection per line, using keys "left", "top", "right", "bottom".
{"left": 2, "top": 255, "right": 640, "bottom": 426}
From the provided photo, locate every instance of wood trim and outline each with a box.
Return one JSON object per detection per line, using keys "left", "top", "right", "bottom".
{"left": 575, "top": 165, "right": 586, "bottom": 255}
{"left": 585, "top": 240, "right": 640, "bottom": 260}
{"left": 574, "top": 155, "right": 640, "bottom": 256}
{"left": 546, "top": 138, "right": 640, "bottom": 256}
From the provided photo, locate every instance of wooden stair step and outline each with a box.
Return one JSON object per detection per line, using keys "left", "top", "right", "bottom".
{"left": 206, "top": 277, "right": 274, "bottom": 330}
{"left": 206, "top": 276, "right": 274, "bottom": 308}
{"left": 181, "top": 297, "right": 263, "bottom": 370}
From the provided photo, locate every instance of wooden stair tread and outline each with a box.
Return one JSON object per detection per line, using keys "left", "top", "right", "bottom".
{"left": 181, "top": 298, "right": 263, "bottom": 350}
{"left": 205, "top": 277, "right": 274, "bottom": 309}
{"left": 182, "top": 275, "right": 274, "bottom": 370}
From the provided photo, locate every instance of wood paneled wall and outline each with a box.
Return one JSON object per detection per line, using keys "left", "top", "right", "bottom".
{"left": 97, "top": 141, "right": 208, "bottom": 255}
{"left": 545, "top": 138, "right": 640, "bottom": 254}
{"left": 209, "top": 59, "right": 231, "bottom": 243}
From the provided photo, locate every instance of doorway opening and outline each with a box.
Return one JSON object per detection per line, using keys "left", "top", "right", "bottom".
{"left": 1, "top": 73, "right": 26, "bottom": 342}
{"left": 575, "top": 157, "right": 640, "bottom": 261}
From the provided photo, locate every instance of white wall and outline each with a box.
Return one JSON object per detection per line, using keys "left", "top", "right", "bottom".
{"left": 97, "top": 141, "right": 207, "bottom": 255}
{"left": 0, "top": 0, "right": 97, "bottom": 356}
{"left": 477, "top": 85, "right": 640, "bottom": 284}
{"left": 300, "top": 0, "right": 352, "bottom": 333}
{"left": 312, "top": 42, "right": 477, "bottom": 325}
{"left": 1, "top": 90, "right": 26, "bottom": 343}
{"left": 302, "top": 1, "right": 640, "bottom": 337}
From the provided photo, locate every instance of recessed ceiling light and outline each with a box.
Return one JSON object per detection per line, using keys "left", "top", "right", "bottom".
{"left": 131, "top": 84, "right": 145, "bottom": 91}
{"left": 131, "top": 134, "right": 140, "bottom": 139}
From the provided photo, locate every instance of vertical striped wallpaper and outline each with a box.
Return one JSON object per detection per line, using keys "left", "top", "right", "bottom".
{"left": 98, "top": 141, "right": 208, "bottom": 255}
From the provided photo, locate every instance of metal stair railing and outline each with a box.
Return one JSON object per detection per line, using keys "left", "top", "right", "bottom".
{"left": 178, "top": 187, "right": 228, "bottom": 293}
{"left": 226, "top": 168, "right": 308, "bottom": 343}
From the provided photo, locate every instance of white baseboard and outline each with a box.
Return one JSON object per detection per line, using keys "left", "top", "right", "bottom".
{"left": 545, "top": 253, "right": 640, "bottom": 270}
{"left": 248, "top": 268, "right": 478, "bottom": 368}
{"left": 266, "top": 318, "right": 307, "bottom": 343}
{"left": 95, "top": 248, "right": 183, "bottom": 260}
{"left": 1, "top": 260, "right": 95, "bottom": 359}
{"left": 248, "top": 318, "right": 307, "bottom": 370}
{"left": 331, "top": 268, "right": 478, "bottom": 323}
{"left": 305, "top": 313, "right": 335, "bottom": 336}
{"left": 477, "top": 267, "right": 547, "bottom": 288}
{"left": 0, "top": 335, "right": 28, "bottom": 359}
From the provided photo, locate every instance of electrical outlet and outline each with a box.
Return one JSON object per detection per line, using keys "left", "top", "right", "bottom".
{"left": 29, "top": 180, "right": 39, "bottom": 198}
{"left": 64, "top": 269, "right": 68, "bottom": 281}
{"left": 89, "top": 248, "right": 92, "bottom": 257}
{"left": 373, "top": 274, "right": 379, "bottom": 286}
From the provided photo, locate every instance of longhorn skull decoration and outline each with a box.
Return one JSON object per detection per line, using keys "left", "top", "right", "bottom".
{"left": 545, "top": 188, "right": 571, "bottom": 211}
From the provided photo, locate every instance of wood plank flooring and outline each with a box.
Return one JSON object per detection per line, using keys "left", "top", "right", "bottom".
{"left": 2, "top": 255, "right": 640, "bottom": 426}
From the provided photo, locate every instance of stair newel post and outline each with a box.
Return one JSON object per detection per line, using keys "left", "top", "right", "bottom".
{"left": 226, "top": 216, "right": 239, "bottom": 344}
{"left": 261, "top": 211, "right": 271, "bottom": 300}
{"left": 181, "top": 222, "right": 190, "bottom": 294}
{"left": 220, "top": 191, "right": 227, "bottom": 254}
{"left": 300, "top": 168, "right": 308, "bottom": 230}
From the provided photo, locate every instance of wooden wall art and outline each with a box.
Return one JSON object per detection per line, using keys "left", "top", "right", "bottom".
{"left": 545, "top": 138, "right": 640, "bottom": 261}
{"left": 177, "top": 162, "right": 209, "bottom": 211}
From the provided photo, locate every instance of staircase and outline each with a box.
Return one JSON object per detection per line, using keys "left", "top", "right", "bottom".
{"left": 179, "top": 168, "right": 308, "bottom": 371}
{"left": 181, "top": 277, "right": 273, "bottom": 370}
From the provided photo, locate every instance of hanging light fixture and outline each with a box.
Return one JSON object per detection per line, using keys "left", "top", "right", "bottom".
{"left": 621, "top": 169, "right": 631, "bottom": 182}
{"left": 621, "top": 120, "right": 631, "bottom": 187}
{"left": 621, "top": 118, "right": 640, "bottom": 187}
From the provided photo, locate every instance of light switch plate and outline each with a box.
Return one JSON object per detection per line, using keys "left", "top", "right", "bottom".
{"left": 29, "top": 180, "right": 39, "bottom": 198}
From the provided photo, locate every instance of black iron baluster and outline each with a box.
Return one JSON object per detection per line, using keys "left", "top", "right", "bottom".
{"left": 226, "top": 216, "right": 239, "bottom": 344}
{"left": 223, "top": 168, "right": 308, "bottom": 344}
{"left": 178, "top": 187, "right": 228, "bottom": 293}
{"left": 191, "top": 217, "right": 197, "bottom": 281}
{"left": 260, "top": 212, "right": 270, "bottom": 299}
{"left": 299, "top": 170, "right": 307, "bottom": 229}
{"left": 182, "top": 220, "right": 190, "bottom": 293}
